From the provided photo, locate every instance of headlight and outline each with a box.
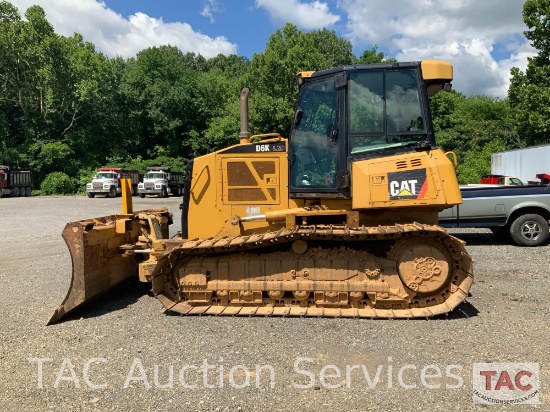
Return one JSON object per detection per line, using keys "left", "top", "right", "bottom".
{"left": 86, "top": 184, "right": 92, "bottom": 189}
{"left": 103, "top": 184, "right": 110, "bottom": 189}
{"left": 138, "top": 184, "right": 144, "bottom": 189}
{"left": 155, "top": 184, "right": 161, "bottom": 189}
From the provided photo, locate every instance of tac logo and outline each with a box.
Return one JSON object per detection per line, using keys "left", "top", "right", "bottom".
{"left": 472, "top": 363, "right": 539, "bottom": 405}
{"left": 387, "top": 169, "right": 428, "bottom": 200}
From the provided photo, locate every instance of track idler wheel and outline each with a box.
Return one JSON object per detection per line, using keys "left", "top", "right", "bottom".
{"left": 393, "top": 238, "right": 451, "bottom": 295}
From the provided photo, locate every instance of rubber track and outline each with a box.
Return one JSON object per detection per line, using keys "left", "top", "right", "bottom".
{"left": 154, "top": 222, "right": 474, "bottom": 318}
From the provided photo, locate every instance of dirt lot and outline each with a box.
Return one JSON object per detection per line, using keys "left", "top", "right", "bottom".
{"left": 0, "top": 196, "right": 548, "bottom": 411}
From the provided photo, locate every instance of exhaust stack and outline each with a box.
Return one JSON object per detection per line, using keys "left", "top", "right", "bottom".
{"left": 239, "top": 88, "right": 250, "bottom": 144}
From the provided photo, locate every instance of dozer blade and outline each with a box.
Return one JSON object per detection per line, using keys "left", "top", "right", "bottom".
{"left": 48, "top": 215, "right": 142, "bottom": 325}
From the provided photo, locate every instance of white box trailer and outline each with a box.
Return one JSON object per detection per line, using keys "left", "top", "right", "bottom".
{"left": 491, "top": 144, "right": 550, "bottom": 183}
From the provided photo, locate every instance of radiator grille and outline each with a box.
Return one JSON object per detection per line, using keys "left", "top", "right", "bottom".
{"left": 227, "top": 162, "right": 257, "bottom": 186}
{"left": 223, "top": 159, "right": 279, "bottom": 204}
{"left": 228, "top": 188, "right": 267, "bottom": 201}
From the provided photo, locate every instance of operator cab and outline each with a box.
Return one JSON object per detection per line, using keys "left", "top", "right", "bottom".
{"left": 289, "top": 61, "right": 452, "bottom": 199}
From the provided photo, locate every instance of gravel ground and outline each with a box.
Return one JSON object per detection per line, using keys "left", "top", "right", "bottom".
{"left": 0, "top": 196, "right": 549, "bottom": 411}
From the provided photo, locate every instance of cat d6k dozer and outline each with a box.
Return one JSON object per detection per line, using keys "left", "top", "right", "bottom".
{"left": 49, "top": 60, "right": 473, "bottom": 324}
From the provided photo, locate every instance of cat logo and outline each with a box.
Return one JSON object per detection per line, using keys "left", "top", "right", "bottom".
{"left": 388, "top": 169, "right": 428, "bottom": 200}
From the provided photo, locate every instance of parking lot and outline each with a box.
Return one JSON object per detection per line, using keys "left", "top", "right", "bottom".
{"left": 1, "top": 196, "right": 548, "bottom": 411}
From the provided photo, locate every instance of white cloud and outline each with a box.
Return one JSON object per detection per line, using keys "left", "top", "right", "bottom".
{"left": 338, "top": 0, "right": 537, "bottom": 97}
{"left": 10, "top": 0, "right": 237, "bottom": 58}
{"left": 256, "top": 0, "right": 340, "bottom": 30}
{"left": 8, "top": 0, "right": 537, "bottom": 97}
{"left": 201, "top": 0, "right": 222, "bottom": 23}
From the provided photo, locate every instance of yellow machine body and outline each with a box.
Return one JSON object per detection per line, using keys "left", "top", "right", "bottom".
{"left": 185, "top": 143, "right": 462, "bottom": 239}
{"left": 49, "top": 60, "right": 473, "bottom": 323}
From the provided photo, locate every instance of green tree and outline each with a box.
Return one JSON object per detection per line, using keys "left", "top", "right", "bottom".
{"left": 0, "top": 2, "right": 123, "bottom": 182}
{"left": 120, "top": 45, "right": 200, "bottom": 159}
{"left": 431, "top": 91, "right": 518, "bottom": 183}
{"left": 205, "top": 53, "right": 249, "bottom": 77}
{"left": 244, "top": 23, "right": 369, "bottom": 138}
{"left": 40, "top": 171, "right": 77, "bottom": 194}
{"left": 456, "top": 139, "right": 507, "bottom": 184}
{"left": 358, "top": 46, "right": 396, "bottom": 64}
{"left": 0, "top": 2, "right": 55, "bottom": 150}
{"left": 508, "top": 0, "right": 550, "bottom": 146}
{"left": 308, "top": 28, "right": 356, "bottom": 67}
{"left": 2, "top": 4, "right": 410, "bottom": 192}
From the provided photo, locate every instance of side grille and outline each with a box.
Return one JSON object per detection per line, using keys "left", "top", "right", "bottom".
{"left": 395, "top": 158, "right": 423, "bottom": 169}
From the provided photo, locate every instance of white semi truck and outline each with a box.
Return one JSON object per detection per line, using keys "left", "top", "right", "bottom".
{"left": 86, "top": 167, "right": 140, "bottom": 198}
{"left": 138, "top": 166, "right": 185, "bottom": 198}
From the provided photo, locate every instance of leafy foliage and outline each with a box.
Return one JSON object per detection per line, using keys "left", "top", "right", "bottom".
{"left": 431, "top": 91, "right": 518, "bottom": 183}
{"left": 40, "top": 171, "right": 77, "bottom": 194}
{"left": 358, "top": 45, "right": 396, "bottom": 64}
{"left": 0, "top": 1, "right": 547, "bottom": 193}
{"left": 508, "top": 0, "right": 550, "bottom": 147}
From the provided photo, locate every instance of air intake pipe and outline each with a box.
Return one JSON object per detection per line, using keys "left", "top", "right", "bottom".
{"left": 239, "top": 88, "right": 250, "bottom": 144}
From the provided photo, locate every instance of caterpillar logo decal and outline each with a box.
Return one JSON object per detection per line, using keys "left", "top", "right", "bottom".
{"left": 388, "top": 169, "right": 428, "bottom": 200}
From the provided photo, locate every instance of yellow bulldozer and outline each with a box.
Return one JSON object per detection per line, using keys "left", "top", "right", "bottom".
{"left": 49, "top": 60, "right": 473, "bottom": 324}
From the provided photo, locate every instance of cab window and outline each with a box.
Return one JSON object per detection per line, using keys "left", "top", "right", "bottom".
{"left": 290, "top": 77, "right": 338, "bottom": 188}
{"left": 349, "top": 69, "right": 424, "bottom": 155}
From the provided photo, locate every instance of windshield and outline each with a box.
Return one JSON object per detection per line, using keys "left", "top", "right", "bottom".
{"left": 290, "top": 77, "right": 338, "bottom": 188}
{"left": 508, "top": 178, "right": 523, "bottom": 185}
{"left": 97, "top": 172, "right": 117, "bottom": 179}
{"left": 146, "top": 173, "right": 165, "bottom": 179}
{"left": 349, "top": 69, "right": 425, "bottom": 155}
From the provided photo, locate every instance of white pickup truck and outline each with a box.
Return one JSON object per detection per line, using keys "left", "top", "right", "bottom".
{"left": 439, "top": 185, "right": 550, "bottom": 246}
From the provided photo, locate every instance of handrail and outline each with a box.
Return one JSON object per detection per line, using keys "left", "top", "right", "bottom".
{"left": 247, "top": 133, "right": 283, "bottom": 143}
{"left": 445, "top": 151, "right": 458, "bottom": 170}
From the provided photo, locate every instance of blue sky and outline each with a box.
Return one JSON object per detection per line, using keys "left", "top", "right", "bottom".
{"left": 10, "top": 0, "right": 536, "bottom": 98}
{"left": 101, "top": 0, "right": 276, "bottom": 58}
